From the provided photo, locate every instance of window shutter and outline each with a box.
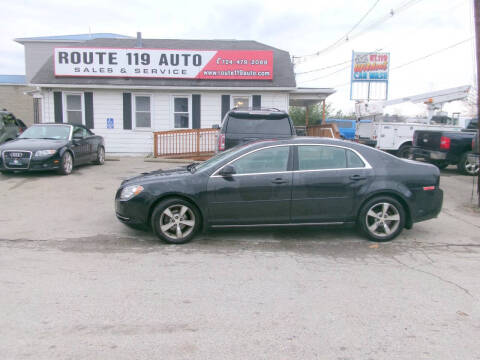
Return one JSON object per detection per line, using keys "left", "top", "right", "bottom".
{"left": 84, "top": 92, "right": 94, "bottom": 129}
{"left": 221, "top": 95, "right": 230, "bottom": 122}
{"left": 123, "top": 93, "right": 132, "bottom": 130}
{"left": 192, "top": 94, "right": 201, "bottom": 129}
{"left": 252, "top": 95, "right": 261, "bottom": 110}
{"left": 53, "top": 91, "right": 63, "bottom": 123}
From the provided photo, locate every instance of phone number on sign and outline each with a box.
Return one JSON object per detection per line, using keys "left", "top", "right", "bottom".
{"left": 216, "top": 58, "right": 269, "bottom": 65}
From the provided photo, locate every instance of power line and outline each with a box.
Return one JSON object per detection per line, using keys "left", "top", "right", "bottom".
{"left": 391, "top": 37, "right": 474, "bottom": 70}
{"left": 299, "top": 64, "right": 352, "bottom": 83}
{"left": 292, "top": 0, "right": 424, "bottom": 63}
{"left": 299, "top": 37, "right": 474, "bottom": 85}
{"left": 295, "top": 0, "right": 381, "bottom": 60}
{"left": 295, "top": 60, "right": 351, "bottom": 75}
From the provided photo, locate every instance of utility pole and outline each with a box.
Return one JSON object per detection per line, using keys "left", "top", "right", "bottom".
{"left": 474, "top": 0, "right": 480, "bottom": 207}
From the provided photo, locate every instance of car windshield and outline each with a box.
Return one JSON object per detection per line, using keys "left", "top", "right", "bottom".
{"left": 19, "top": 125, "right": 70, "bottom": 140}
{"left": 226, "top": 117, "right": 292, "bottom": 135}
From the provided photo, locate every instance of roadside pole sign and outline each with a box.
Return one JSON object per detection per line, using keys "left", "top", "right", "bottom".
{"left": 350, "top": 51, "right": 390, "bottom": 101}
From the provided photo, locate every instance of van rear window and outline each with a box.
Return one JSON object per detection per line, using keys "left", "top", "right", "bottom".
{"left": 226, "top": 117, "right": 292, "bottom": 135}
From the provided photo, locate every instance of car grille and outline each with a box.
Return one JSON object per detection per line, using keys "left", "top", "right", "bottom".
{"left": 2, "top": 151, "right": 32, "bottom": 169}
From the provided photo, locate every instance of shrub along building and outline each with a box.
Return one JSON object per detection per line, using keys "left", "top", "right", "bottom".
{"left": 20, "top": 33, "right": 334, "bottom": 154}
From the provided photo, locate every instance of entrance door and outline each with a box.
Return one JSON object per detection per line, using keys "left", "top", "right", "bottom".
{"left": 208, "top": 145, "right": 293, "bottom": 225}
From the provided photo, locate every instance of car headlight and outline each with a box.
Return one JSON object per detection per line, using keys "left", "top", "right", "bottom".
{"left": 120, "top": 185, "right": 144, "bottom": 200}
{"left": 34, "top": 150, "right": 57, "bottom": 157}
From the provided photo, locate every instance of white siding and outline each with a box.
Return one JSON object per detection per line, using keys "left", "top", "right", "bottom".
{"left": 40, "top": 88, "right": 290, "bottom": 154}
{"left": 260, "top": 93, "right": 289, "bottom": 111}
{"left": 201, "top": 92, "right": 222, "bottom": 128}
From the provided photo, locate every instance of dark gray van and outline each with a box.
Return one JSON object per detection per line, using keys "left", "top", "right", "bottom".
{"left": 217, "top": 108, "right": 296, "bottom": 151}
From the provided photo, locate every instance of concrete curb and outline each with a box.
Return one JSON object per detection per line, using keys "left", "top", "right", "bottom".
{"left": 105, "top": 157, "right": 121, "bottom": 162}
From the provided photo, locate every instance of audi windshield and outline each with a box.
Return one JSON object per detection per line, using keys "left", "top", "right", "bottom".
{"left": 19, "top": 125, "right": 71, "bottom": 140}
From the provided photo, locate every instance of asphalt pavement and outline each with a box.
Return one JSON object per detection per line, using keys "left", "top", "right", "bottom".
{"left": 0, "top": 158, "right": 479, "bottom": 360}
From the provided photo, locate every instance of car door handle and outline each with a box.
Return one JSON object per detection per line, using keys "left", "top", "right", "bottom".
{"left": 350, "top": 174, "right": 366, "bottom": 181}
{"left": 271, "top": 178, "right": 288, "bottom": 184}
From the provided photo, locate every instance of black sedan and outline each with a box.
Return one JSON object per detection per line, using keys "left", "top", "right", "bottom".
{"left": 0, "top": 123, "right": 105, "bottom": 175}
{"left": 115, "top": 137, "right": 443, "bottom": 244}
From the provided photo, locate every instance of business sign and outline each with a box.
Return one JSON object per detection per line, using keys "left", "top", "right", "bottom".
{"left": 54, "top": 48, "right": 273, "bottom": 80}
{"left": 350, "top": 51, "right": 390, "bottom": 100}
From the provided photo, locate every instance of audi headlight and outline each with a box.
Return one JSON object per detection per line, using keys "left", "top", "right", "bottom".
{"left": 120, "top": 185, "right": 144, "bottom": 200}
{"left": 35, "top": 150, "right": 57, "bottom": 157}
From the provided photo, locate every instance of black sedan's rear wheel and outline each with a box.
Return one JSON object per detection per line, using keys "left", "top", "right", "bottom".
{"left": 151, "top": 198, "right": 200, "bottom": 244}
{"left": 358, "top": 196, "right": 405, "bottom": 242}
{"left": 58, "top": 151, "right": 73, "bottom": 175}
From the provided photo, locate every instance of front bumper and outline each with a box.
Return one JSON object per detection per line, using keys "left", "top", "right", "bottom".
{"left": 410, "top": 147, "right": 447, "bottom": 161}
{"left": 114, "top": 188, "right": 150, "bottom": 226}
{"left": 0, "top": 154, "right": 62, "bottom": 172}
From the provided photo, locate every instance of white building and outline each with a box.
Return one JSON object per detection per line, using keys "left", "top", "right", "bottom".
{"left": 17, "top": 33, "right": 334, "bottom": 154}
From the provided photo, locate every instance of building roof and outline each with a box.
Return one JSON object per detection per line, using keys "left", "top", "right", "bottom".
{"left": 0, "top": 75, "right": 26, "bottom": 85}
{"left": 15, "top": 33, "right": 132, "bottom": 43}
{"left": 30, "top": 38, "right": 296, "bottom": 89}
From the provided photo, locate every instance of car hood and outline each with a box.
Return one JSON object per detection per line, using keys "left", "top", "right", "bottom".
{"left": 121, "top": 167, "right": 192, "bottom": 186}
{"left": 0, "top": 138, "right": 69, "bottom": 152}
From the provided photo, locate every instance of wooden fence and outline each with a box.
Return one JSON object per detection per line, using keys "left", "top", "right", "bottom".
{"left": 306, "top": 123, "right": 341, "bottom": 138}
{"left": 153, "top": 128, "right": 219, "bottom": 159}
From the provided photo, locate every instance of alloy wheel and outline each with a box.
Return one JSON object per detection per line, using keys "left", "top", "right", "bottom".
{"left": 365, "top": 202, "right": 401, "bottom": 238}
{"left": 159, "top": 204, "right": 196, "bottom": 240}
{"left": 464, "top": 158, "right": 479, "bottom": 175}
{"left": 64, "top": 153, "right": 73, "bottom": 174}
{"left": 98, "top": 147, "right": 105, "bottom": 164}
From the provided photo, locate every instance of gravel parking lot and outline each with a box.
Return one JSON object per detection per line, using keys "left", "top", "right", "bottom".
{"left": 1, "top": 158, "right": 479, "bottom": 359}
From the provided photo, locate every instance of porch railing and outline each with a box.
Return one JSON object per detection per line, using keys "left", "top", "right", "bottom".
{"left": 153, "top": 128, "right": 219, "bottom": 158}
{"left": 306, "top": 123, "right": 341, "bottom": 138}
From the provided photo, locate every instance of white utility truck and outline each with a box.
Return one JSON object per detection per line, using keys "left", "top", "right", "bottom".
{"left": 355, "top": 85, "right": 471, "bottom": 157}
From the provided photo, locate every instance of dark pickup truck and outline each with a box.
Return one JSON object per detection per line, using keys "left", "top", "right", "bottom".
{"left": 410, "top": 119, "right": 478, "bottom": 175}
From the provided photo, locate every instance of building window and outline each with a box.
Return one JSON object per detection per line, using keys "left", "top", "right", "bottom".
{"left": 65, "top": 93, "right": 83, "bottom": 125}
{"left": 134, "top": 95, "right": 151, "bottom": 128}
{"left": 232, "top": 96, "right": 250, "bottom": 109}
{"left": 174, "top": 97, "right": 189, "bottom": 128}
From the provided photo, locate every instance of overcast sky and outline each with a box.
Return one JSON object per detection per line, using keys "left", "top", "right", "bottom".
{"left": 0, "top": 0, "right": 475, "bottom": 115}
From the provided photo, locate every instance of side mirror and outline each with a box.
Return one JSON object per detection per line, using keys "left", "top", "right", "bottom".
{"left": 218, "top": 165, "right": 236, "bottom": 177}
{"left": 212, "top": 124, "right": 220, "bottom": 129}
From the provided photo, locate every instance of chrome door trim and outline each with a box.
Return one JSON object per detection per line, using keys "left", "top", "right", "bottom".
{"left": 211, "top": 143, "right": 372, "bottom": 178}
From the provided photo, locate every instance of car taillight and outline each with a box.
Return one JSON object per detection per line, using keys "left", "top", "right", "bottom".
{"left": 440, "top": 136, "right": 450, "bottom": 150}
{"left": 218, "top": 134, "right": 225, "bottom": 151}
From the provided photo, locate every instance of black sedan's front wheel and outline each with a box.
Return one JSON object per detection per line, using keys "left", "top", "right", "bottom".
{"left": 358, "top": 196, "right": 405, "bottom": 242}
{"left": 151, "top": 198, "right": 200, "bottom": 244}
{"left": 94, "top": 146, "right": 105, "bottom": 165}
{"left": 58, "top": 151, "right": 73, "bottom": 175}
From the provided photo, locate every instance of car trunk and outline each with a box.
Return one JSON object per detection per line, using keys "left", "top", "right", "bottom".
{"left": 413, "top": 130, "right": 442, "bottom": 150}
